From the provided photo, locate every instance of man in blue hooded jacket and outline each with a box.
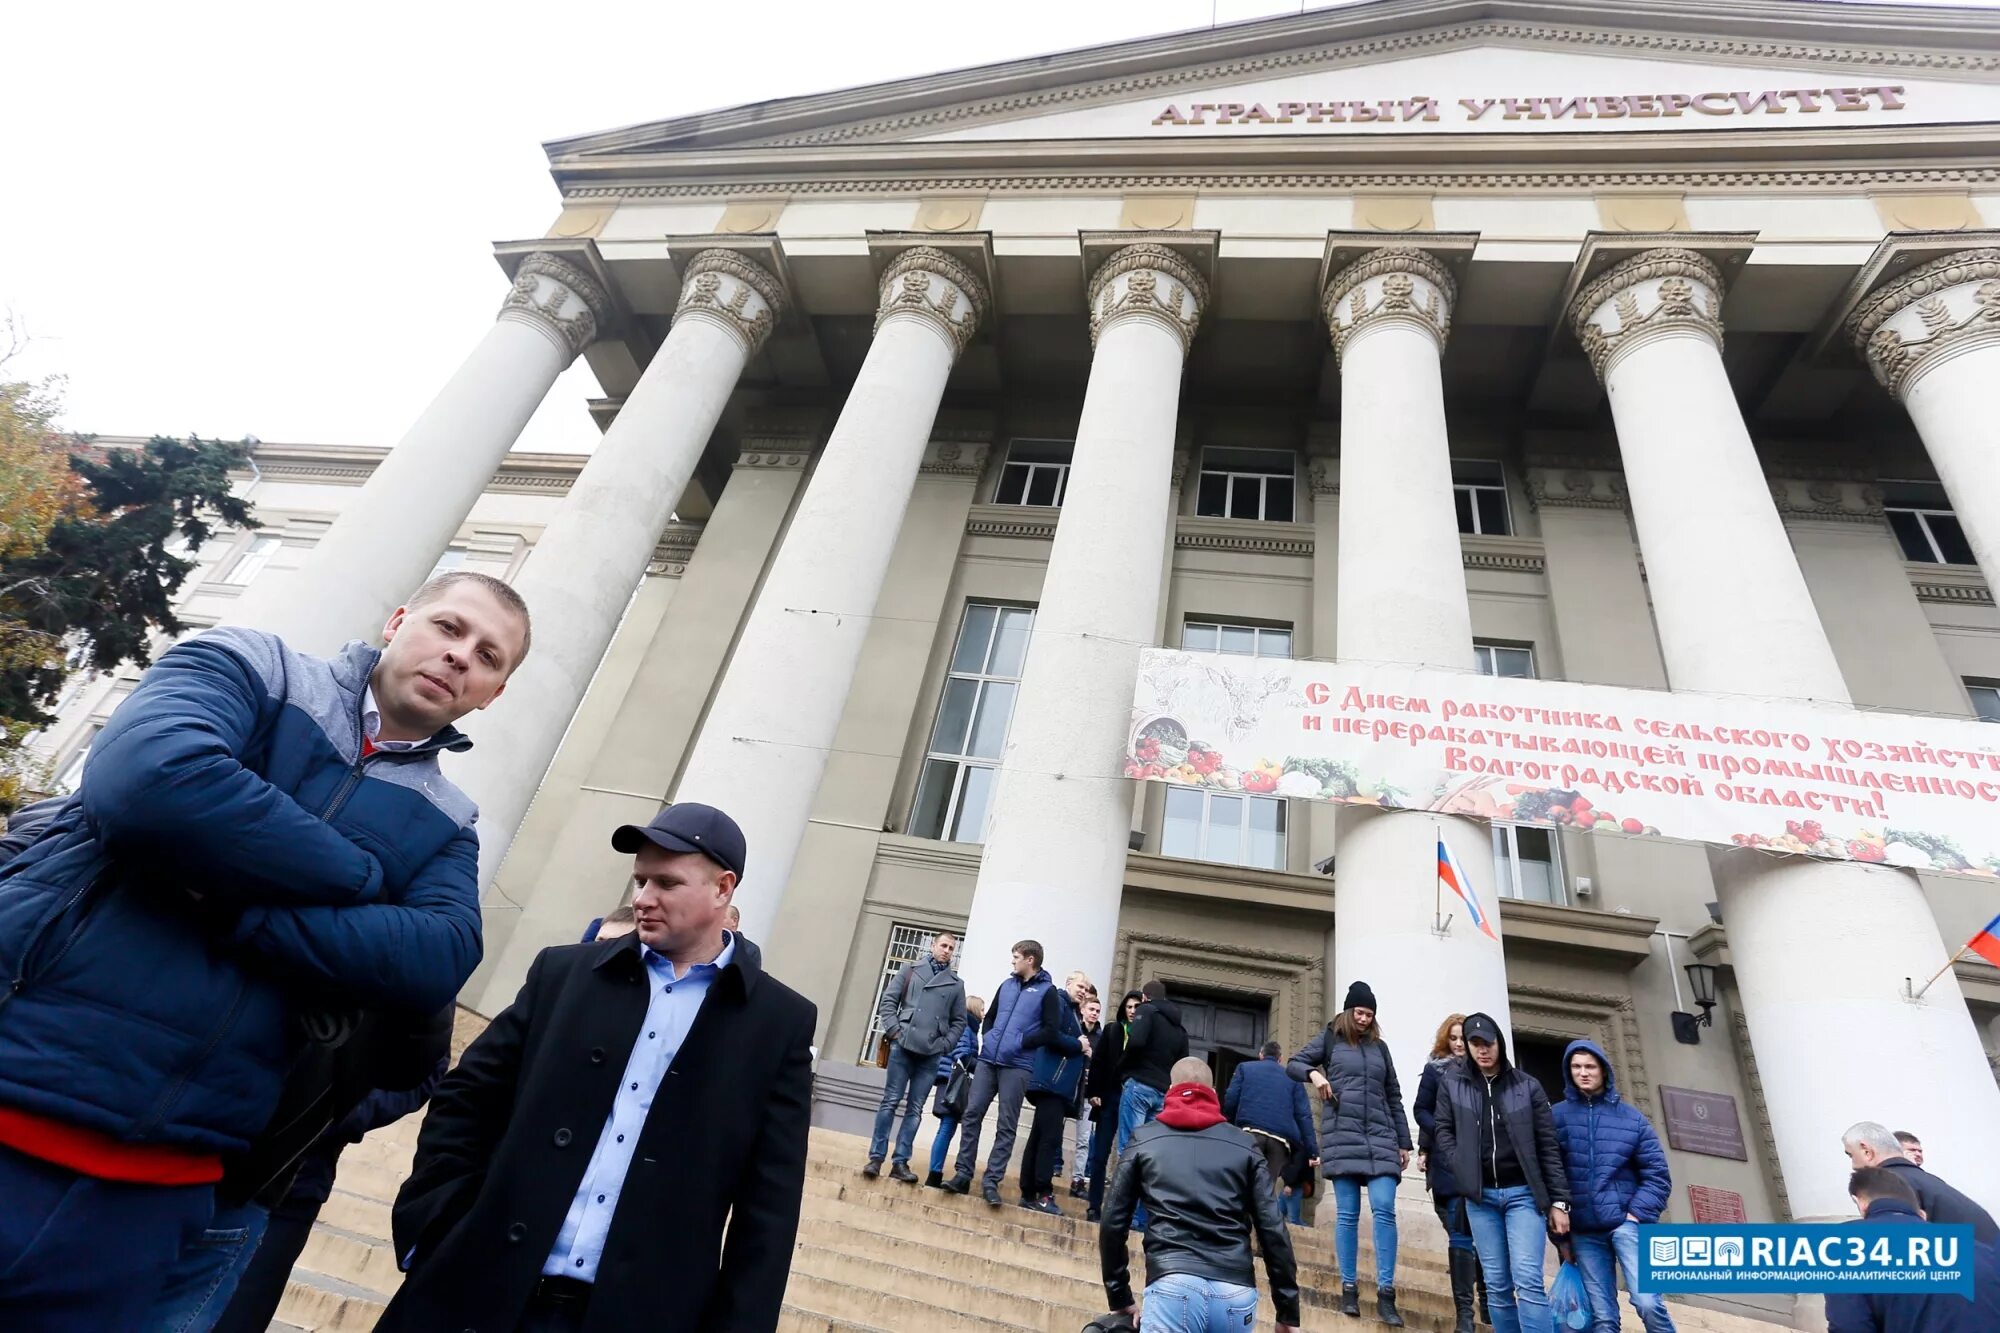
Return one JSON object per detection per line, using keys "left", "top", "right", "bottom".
{"left": 947, "top": 939, "right": 1051, "bottom": 1206}
{"left": 1549, "top": 1039, "right": 1675, "bottom": 1333}
{"left": 0, "top": 570, "right": 528, "bottom": 1329}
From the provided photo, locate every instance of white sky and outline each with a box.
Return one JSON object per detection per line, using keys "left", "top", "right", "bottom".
{"left": 2, "top": 0, "right": 1987, "bottom": 456}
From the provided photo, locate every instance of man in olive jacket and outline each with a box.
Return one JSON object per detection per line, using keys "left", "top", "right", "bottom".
{"left": 865, "top": 931, "right": 966, "bottom": 1181}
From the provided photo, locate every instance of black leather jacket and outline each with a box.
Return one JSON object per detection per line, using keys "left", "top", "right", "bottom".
{"left": 1100, "top": 1118, "right": 1300, "bottom": 1325}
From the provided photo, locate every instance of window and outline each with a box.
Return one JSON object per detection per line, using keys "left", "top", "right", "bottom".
{"left": 1883, "top": 482, "right": 1975, "bottom": 566}
{"left": 220, "top": 535, "right": 281, "bottom": 586}
{"left": 54, "top": 726, "right": 99, "bottom": 794}
{"left": 1493, "top": 823, "right": 1564, "bottom": 904}
{"left": 1182, "top": 621, "right": 1293, "bottom": 659}
{"left": 1474, "top": 641, "right": 1536, "bottom": 679}
{"left": 1453, "top": 461, "right": 1511, "bottom": 536}
{"left": 427, "top": 548, "right": 469, "bottom": 579}
{"left": 994, "top": 439, "right": 1073, "bottom": 507}
{"left": 857, "top": 923, "right": 957, "bottom": 1062}
{"left": 1969, "top": 681, "right": 2000, "bottom": 723}
{"left": 1196, "top": 448, "right": 1295, "bottom": 523}
{"left": 910, "top": 603, "right": 1034, "bottom": 844}
{"left": 1162, "top": 787, "right": 1286, "bottom": 869}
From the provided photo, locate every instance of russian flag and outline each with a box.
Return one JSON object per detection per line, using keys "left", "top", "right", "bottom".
{"left": 1968, "top": 913, "right": 2000, "bottom": 969}
{"left": 1438, "top": 835, "right": 1499, "bottom": 941}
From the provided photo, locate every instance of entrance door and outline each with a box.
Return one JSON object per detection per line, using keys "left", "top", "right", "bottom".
{"left": 1174, "top": 991, "right": 1270, "bottom": 1089}
{"left": 1512, "top": 1033, "right": 1574, "bottom": 1105}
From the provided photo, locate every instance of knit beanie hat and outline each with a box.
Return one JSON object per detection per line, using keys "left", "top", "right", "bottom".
{"left": 1343, "top": 979, "right": 1378, "bottom": 1012}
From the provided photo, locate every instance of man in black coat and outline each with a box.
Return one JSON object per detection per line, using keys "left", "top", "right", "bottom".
{"left": 1842, "top": 1121, "right": 1999, "bottom": 1245}
{"left": 1828, "top": 1166, "right": 2000, "bottom": 1333}
{"left": 381, "top": 804, "right": 817, "bottom": 1333}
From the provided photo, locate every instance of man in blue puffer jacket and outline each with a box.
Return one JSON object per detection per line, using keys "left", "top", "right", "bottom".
{"left": 1549, "top": 1039, "right": 1675, "bottom": 1333}
{"left": 0, "top": 571, "right": 529, "bottom": 1330}
{"left": 947, "top": 939, "right": 1052, "bottom": 1206}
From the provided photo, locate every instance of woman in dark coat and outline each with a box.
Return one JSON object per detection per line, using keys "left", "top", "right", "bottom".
{"left": 1289, "top": 979, "right": 1412, "bottom": 1326}
{"left": 1414, "top": 1012, "right": 1486, "bottom": 1333}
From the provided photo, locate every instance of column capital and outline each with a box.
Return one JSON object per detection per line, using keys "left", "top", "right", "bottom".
{"left": 873, "top": 246, "right": 988, "bottom": 358}
{"left": 497, "top": 252, "right": 615, "bottom": 364}
{"left": 674, "top": 250, "right": 788, "bottom": 354}
{"left": 1087, "top": 243, "right": 1208, "bottom": 356}
{"left": 1568, "top": 247, "right": 1725, "bottom": 381}
{"left": 1848, "top": 248, "right": 2000, "bottom": 399}
{"left": 1322, "top": 246, "right": 1456, "bottom": 361}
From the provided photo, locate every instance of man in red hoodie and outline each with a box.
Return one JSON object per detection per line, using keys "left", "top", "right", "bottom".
{"left": 1101, "top": 1057, "right": 1300, "bottom": 1333}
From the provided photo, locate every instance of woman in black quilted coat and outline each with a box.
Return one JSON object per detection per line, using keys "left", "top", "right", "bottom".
{"left": 1288, "top": 980, "right": 1412, "bottom": 1326}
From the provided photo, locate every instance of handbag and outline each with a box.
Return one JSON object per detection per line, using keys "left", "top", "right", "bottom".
{"left": 938, "top": 1059, "right": 973, "bottom": 1119}
{"left": 1031, "top": 1042, "right": 1086, "bottom": 1103}
{"left": 874, "top": 964, "right": 919, "bottom": 1067}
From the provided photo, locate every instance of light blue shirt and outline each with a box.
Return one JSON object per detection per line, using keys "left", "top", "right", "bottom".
{"left": 541, "top": 932, "right": 735, "bottom": 1281}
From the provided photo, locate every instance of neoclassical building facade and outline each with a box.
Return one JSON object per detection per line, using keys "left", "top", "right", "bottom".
{"left": 174, "top": 0, "right": 2000, "bottom": 1259}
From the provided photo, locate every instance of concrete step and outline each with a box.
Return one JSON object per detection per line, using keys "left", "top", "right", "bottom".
{"left": 296, "top": 1221, "right": 403, "bottom": 1299}
{"left": 271, "top": 1266, "right": 388, "bottom": 1333}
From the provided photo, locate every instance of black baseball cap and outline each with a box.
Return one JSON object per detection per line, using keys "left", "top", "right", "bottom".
{"left": 1461, "top": 1013, "right": 1503, "bottom": 1045}
{"left": 611, "top": 803, "right": 747, "bottom": 880}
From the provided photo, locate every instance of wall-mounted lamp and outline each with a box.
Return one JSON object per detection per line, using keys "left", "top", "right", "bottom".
{"left": 1685, "top": 962, "right": 1720, "bottom": 1028}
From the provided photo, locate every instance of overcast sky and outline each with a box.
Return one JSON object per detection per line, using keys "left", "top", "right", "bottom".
{"left": 3, "top": 0, "right": 1983, "bottom": 456}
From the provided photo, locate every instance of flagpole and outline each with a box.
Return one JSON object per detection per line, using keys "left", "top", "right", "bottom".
{"left": 1910, "top": 944, "right": 1969, "bottom": 1001}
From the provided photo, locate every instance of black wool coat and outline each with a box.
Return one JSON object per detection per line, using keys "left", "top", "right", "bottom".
{"left": 379, "top": 934, "right": 817, "bottom": 1333}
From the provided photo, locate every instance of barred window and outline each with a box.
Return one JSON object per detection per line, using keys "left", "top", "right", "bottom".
{"left": 857, "top": 923, "right": 957, "bottom": 1063}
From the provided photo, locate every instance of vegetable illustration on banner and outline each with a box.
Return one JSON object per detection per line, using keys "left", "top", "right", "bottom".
{"left": 1126, "top": 649, "right": 2000, "bottom": 875}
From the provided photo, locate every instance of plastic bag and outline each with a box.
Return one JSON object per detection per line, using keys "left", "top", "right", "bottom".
{"left": 1550, "top": 1260, "right": 1592, "bottom": 1331}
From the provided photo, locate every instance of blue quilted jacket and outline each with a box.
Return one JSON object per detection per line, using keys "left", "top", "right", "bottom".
{"left": 1548, "top": 1038, "right": 1671, "bottom": 1233}
{"left": 0, "top": 629, "right": 483, "bottom": 1154}
{"left": 1223, "top": 1056, "right": 1317, "bottom": 1155}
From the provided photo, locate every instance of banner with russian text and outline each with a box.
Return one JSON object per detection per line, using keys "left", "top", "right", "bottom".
{"left": 1126, "top": 649, "right": 2000, "bottom": 876}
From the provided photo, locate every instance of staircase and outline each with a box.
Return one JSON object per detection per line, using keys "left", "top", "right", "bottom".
{"left": 268, "top": 1117, "right": 1786, "bottom": 1333}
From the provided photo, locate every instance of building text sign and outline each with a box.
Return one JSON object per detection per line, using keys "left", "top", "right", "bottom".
{"left": 1152, "top": 86, "right": 1908, "bottom": 128}
{"left": 1660, "top": 1087, "right": 1750, "bottom": 1161}
{"left": 1688, "top": 1185, "right": 1749, "bottom": 1224}
{"left": 1126, "top": 650, "right": 2000, "bottom": 876}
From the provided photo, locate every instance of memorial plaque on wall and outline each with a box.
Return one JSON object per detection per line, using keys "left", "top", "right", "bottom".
{"left": 1688, "top": 1185, "right": 1748, "bottom": 1224}
{"left": 1659, "top": 1086, "right": 1749, "bottom": 1160}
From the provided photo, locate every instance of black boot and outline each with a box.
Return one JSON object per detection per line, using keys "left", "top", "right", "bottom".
{"left": 1339, "top": 1281, "right": 1360, "bottom": 1317}
{"left": 1448, "top": 1249, "right": 1478, "bottom": 1333}
{"left": 923, "top": 1170, "right": 943, "bottom": 1189}
{"left": 1476, "top": 1264, "right": 1491, "bottom": 1325}
{"left": 1375, "top": 1287, "right": 1405, "bottom": 1328}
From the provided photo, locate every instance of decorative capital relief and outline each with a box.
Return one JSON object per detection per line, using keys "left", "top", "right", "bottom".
{"left": 874, "top": 246, "right": 988, "bottom": 358}
{"left": 1087, "top": 243, "right": 1208, "bottom": 356}
{"left": 1322, "top": 247, "right": 1456, "bottom": 362}
{"left": 648, "top": 522, "right": 704, "bottom": 578}
{"left": 1766, "top": 477, "right": 1888, "bottom": 526}
{"left": 1525, "top": 467, "right": 1628, "bottom": 513}
{"left": 1848, "top": 248, "right": 2000, "bottom": 399}
{"left": 497, "top": 252, "right": 614, "bottom": 363}
{"left": 1170, "top": 449, "right": 1193, "bottom": 490}
{"left": 919, "top": 438, "right": 991, "bottom": 478}
{"left": 674, "top": 250, "right": 788, "bottom": 354}
{"left": 733, "top": 439, "right": 811, "bottom": 471}
{"left": 1568, "top": 248, "right": 1725, "bottom": 381}
{"left": 1308, "top": 456, "right": 1340, "bottom": 497}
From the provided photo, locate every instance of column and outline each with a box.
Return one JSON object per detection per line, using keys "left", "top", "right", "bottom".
{"left": 453, "top": 249, "right": 787, "bottom": 893}
{"left": 1322, "top": 246, "right": 1511, "bottom": 1091}
{"left": 958, "top": 243, "right": 1207, "bottom": 997}
{"left": 228, "top": 251, "right": 613, "bottom": 654}
{"left": 1850, "top": 246, "right": 2000, "bottom": 598}
{"left": 673, "top": 247, "right": 988, "bottom": 943}
{"left": 1572, "top": 247, "right": 2000, "bottom": 1218}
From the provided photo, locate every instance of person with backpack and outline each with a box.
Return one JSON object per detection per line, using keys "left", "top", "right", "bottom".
{"left": 1020, "top": 970, "right": 1093, "bottom": 1213}
{"left": 1550, "top": 1040, "right": 1674, "bottom": 1333}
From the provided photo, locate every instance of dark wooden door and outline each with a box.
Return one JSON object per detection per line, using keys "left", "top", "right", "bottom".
{"left": 1174, "top": 993, "right": 1269, "bottom": 1089}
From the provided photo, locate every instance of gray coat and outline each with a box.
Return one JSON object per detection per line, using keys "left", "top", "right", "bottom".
{"left": 878, "top": 957, "right": 967, "bottom": 1058}
{"left": 1288, "top": 1027, "right": 1411, "bottom": 1179}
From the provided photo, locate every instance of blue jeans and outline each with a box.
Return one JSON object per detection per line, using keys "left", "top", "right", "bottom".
{"left": 1283, "top": 1188, "right": 1304, "bottom": 1224}
{"left": 1142, "top": 1272, "right": 1260, "bottom": 1333}
{"left": 1464, "top": 1186, "right": 1552, "bottom": 1333}
{"left": 1116, "top": 1082, "right": 1166, "bottom": 1230}
{"left": 144, "top": 1201, "right": 271, "bottom": 1332}
{"left": 868, "top": 1043, "right": 929, "bottom": 1165}
{"left": 1331, "top": 1173, "right": 1399, "bottom": 1289}
{"left": 1573, "top": 1221, "right": 1676, "bottom": 1333}
{"left": 929, "top": 1114, "right": 959, "bottom": 1176}
{"left": 1087, "top": 1094, "right": 1119, "bottom": 1211}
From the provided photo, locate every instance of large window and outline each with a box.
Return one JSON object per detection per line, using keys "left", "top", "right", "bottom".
{"left": 1196, "top": 448, "right": 1296, "bottom": 523}
{"left": 994, "top": 439, "right": 1073, "bottom": 507}
{"left": 1453, "top": 461, "right": 1512, "bottom": 536}
{"left": 857, "top": 923, "right": 957, "bottom": 1062}
{"left": 1969, "top": 680, "right": 2000, "bottom": 723}
{"left": 1474, "top": 641, "right": 1536, "bottom": 679}
{"left": 220, "top": 535, "right": 282, "bottom": 586}
{"left": 1492, "top": 823, "right": 1564, "bottom": 904}
{"left": 1883, "top": 482, "right": 1974, "bottom": 566}
{"left": 1162, "top": 787, "right": 1286, "bottom": 869}
{"left": 910, "top": 603, "right": 1033, "bottom": 844}
{"left": 1183, "top": 621, "right": 1293, "bottom": 659}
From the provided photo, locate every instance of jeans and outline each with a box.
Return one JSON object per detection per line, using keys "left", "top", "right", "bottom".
{"left": 0, "top": 1144, "right": 216, "bottom": 1331}
{"left": 1070, "top": 1117, "right": 1093, "bottom": 1181}
{"left": 1331, "top": 1173, "right": 1399, "bottom": 1289}
{"left": 929, "top": 1115, "right": 959, "bottom": 1177}
{"left": 1142, "top": 1272, "right": 1260, "bottom": 1333}
{"left": 954, "top": 1061, "right": 1031, "bottom": 1189}
{"left": 868, "top": 1043, "right": 930, "bottom": 1166}
{"left": 1464, "top": 1185, "right": 1552, "bottom": 1333}
{"left": 212, "top": 1207, "right": 318, "bottom": 1333}
{"left": 1573, "top": 1221, "right": 1676, "bottom": 1333}
{"left": 144, "top": 1200, "right": 271, "bottom": 1332}
{"left": 1434, "top": 1192, "right": 1478, "bottom": 1252}
{"left": 1116, "top": 1082, "right": 1167, "bottom": 1230}
{"left": 1283, "top": 1188, "right": 1304, "bottom": 1224}
{"left": 1087, "top": 1093, "right": 1119, "bottom": 1211}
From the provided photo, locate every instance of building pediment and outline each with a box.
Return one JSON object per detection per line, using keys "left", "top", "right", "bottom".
{"left": 547, "top": 0, "right": 2000, "bottom": 169}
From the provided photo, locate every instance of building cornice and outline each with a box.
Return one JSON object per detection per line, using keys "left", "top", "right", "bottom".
{"left": 214, "top": 441, "right": 589, "bottom": 495}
